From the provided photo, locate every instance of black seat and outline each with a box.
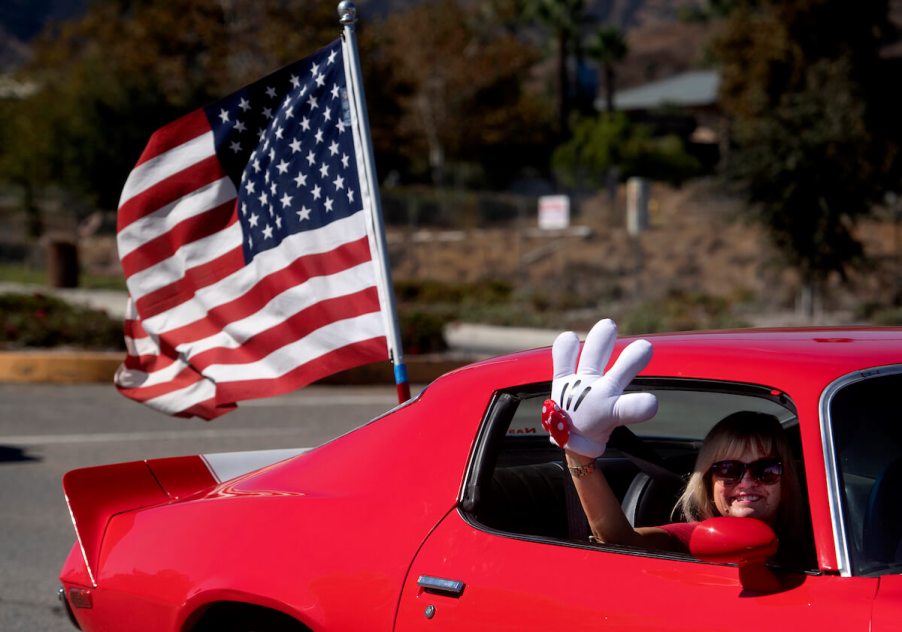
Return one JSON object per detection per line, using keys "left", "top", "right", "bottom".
{"left": 480, "top": 462, "right": 570, "bottom": 538}
{"left": 479, "top": 461, "right": 591, "bottom": 540}
{"left": 863, "top": 458, "right": 902, "bottom": 565}
{"left": 621, "top": 471, "right": 685, "bottom": 528}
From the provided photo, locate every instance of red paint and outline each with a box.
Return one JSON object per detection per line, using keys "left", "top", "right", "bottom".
{"left": 58, "top": 327, "right": 902, "bottom": 631}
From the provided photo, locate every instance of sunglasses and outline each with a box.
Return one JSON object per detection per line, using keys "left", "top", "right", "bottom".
{"left": 709, "top": 458, "right": 783, "bottom": 485}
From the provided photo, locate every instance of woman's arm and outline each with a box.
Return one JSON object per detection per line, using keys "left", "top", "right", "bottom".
{"left": 565, "top": 450, "right": 679, "bottom": 550}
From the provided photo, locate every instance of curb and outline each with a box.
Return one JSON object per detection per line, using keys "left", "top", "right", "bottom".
{"left": 0, "top": 351, "right": 475, "bottom": 385}
{"left": 0, "top": 350, "right": 123, "bottom": 384}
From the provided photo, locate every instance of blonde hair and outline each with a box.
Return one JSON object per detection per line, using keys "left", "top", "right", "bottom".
{"left": 675, "top": 411, "right": 805, "bottom": 545}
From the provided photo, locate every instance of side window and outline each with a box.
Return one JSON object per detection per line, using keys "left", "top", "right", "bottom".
{"left": 829, "top": 370, "right": 902, "bottom": 576}
{"left": 465, "top": 379, "right": 809, "bottom": 563}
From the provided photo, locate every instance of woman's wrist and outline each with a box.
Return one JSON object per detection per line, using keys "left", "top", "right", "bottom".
{"left": 564, "top": 451, "right": 597, "bottom": 478}
{"left": 564, "top": 451, "right": 594, "bottom": 467}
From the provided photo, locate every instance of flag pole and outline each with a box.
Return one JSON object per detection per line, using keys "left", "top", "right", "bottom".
{"left": 338, "top": 1, "right": 411, "bottom": 403}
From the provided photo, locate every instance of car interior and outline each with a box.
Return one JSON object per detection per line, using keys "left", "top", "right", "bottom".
{"left": 462, "top": 378, "right": 816, "bottom": 569}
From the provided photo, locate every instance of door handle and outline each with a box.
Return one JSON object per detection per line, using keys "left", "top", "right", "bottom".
{"left": 417, "top": 575, "right": 465, "bottom": 597}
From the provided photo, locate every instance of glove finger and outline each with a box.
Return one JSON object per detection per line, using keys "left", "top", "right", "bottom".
{"left": 605, "top": 339, "right": 653, "bottom": 391}
{"left": 576, "top": 318, "right": 616, "bottom": 377}
{"left": 612, "top": 392, "right": 658, "bottom": 425}
{"left": 552, "top": 331, "right": 580, "bottom": 380}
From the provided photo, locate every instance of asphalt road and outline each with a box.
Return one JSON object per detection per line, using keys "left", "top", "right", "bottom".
{"left": 0, "top": 382, "right": 406, "bottom": 631}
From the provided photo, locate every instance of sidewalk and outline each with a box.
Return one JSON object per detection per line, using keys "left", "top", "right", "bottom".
{"left": 0, "top": 281, "right": 129, "bottom": 319}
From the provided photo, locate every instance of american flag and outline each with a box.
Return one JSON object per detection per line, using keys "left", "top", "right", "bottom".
{"left": 114, "top": 38, "right": 390, "bottom": 419}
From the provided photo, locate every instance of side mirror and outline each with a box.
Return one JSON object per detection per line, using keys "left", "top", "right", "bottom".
{"left": 689, "top": 517, "right": 782, "bottom": 594}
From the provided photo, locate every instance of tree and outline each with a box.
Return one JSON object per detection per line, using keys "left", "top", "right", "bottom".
{"left": 377, "top": 0, "right": 553, "bottom": 186}
{"left": 585, "top": 25, "right": 627, "bottom": 113}
{"left": 551, "top": 112, "right": 700, "bottom": 188}
{"left": 0, "top": 97, "right": 52, "bottom": 238}
{"left": 0, "top": 0, "right": 341, "bottom": 221}
{"left": 519, "top": 0, "right": 586, "bottom": 138}
{"left": 712, "top": 0, "right": 901, "bottom": 314}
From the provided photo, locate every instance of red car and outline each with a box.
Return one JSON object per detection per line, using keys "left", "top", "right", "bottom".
{"left": 58, "top": 327, "right": 902, "bottom": 631}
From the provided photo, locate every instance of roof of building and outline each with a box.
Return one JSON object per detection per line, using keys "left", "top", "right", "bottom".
{"left": 602, "top": 69, "right": 720, "bottom": 112}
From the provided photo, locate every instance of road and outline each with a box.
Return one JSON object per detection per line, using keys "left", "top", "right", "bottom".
{"left": 0, "top": 382, "right": 406, "bottom": 631}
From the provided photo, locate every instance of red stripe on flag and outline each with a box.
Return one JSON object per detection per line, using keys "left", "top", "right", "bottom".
{"left": 135, "top": 109, "right": 211, "bottom": 167}
{"left": 216, "top": 336, "right": 388, "bottom": 406}
{"left": 123, "top": 350, "right": 177, "bottom": 374}
{"left": 121, "top": 201, "right": 238, "bottom": 278}
{"left": 116, "top": 364, "right": 206, "bottom": 403}
{"left": 134, "top": 246, "right": 246, "bottom": 319}
{"left": 175, "top": 399, "right": 236, "bottom": 420}
{"left": 118, "top": 155, "right": 227, "bottom": 230}
{"left": 159, "top": 236, "right": 374, "bottom": 347}
{"left": 190, "top": 286, "right": 381, "bottom": 370}
{"left": 124, "top": 316, "right": 146, "bottom": 341}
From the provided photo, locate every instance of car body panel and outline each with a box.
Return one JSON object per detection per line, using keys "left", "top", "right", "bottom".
{"left": 395, "top": 509, "right": 878, "bottom": 631}
{"left": 62, "top": 365, "right": 493, "bottom": 631}
{"left": 873, "top": 575, "right": 902, "bottom": 631}
{"left": 58, "top": 328, "right": 902, "bottom": 631}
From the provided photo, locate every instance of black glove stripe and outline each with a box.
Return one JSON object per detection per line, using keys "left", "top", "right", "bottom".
{"left": 567, "top": 380, "right": 581, "bottom": 408}
{"left": 573, "top": 386, "right": 591, "bottom": 411}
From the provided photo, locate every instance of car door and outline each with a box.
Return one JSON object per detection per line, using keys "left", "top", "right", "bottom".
{"left": 395, "top": 378, "right": 881, "bottom": 631}
{"left": 872, "top": 575, "right": 902, "bottom": 631}
{"left": 395, "top": 508, "right": 877, "bottom": 631}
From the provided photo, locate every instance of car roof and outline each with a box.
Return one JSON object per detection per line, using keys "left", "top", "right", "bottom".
{"left": 451, "top": 327, "right": 902, "bottom": 394}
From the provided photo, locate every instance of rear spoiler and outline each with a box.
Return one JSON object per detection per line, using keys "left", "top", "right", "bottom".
{"left": 62, "top": 448, "right": 304, "bottom": 585}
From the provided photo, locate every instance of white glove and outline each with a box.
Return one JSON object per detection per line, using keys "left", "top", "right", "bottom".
{"left": 541, "top": 318, "right": 658, "bottom": 458}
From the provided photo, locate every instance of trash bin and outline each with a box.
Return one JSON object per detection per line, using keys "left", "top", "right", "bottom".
{"left": 47, "top": 239, "right": 80, "bottom": 288}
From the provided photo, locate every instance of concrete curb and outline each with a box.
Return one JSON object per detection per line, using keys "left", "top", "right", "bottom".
{"left": 0, "top": 350, "right": 475, "bottom": 385}
{"left": 0, "top": 350, "right": 123, "bottom": 384}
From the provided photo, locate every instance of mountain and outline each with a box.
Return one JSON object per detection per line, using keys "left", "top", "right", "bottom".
{"left": 0, "top": 0, "right": 87, "bottom": 70}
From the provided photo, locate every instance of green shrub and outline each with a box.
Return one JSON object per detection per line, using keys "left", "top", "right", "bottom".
{"left": 398, "top": 308, "right": 453, "bottom": 354}
{"left": 0, "top": 292, "right": 125, "bottom": 350}
{"left": 618, "top": 291, "right": 748, "bottom": 334}
{"left": 868, "top": 307, "right": 902, "bottom": 326}
{"left": 552, "top": 112, "right": 702, "bottom": 188}
{"left": 394, "top": 279, "right": 513, "bottom": 306}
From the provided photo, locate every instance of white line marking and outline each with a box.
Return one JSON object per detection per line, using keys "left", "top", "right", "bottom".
{"left": 241, "top": 394, "right": 397, "bottom": 407}
{"left": 0, "top": 427, "right": 314, "bottom": 446}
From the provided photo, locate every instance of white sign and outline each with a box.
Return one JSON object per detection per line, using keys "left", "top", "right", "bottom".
{"left": 538, "top": 195, "right": 570, "bottom": 230}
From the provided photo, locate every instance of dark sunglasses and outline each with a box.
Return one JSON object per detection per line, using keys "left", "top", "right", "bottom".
{"left": 709, "top": 458, "right": 783, "bottom": 485}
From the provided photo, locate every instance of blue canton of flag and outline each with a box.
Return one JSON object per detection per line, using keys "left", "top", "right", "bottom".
{"left": 205, "top": 39, "right": 362, "bottom": 262}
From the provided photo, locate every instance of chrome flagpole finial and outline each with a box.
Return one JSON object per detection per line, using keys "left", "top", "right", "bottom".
{"left": 338, "top": 1, "right": 357, "bottom": 27}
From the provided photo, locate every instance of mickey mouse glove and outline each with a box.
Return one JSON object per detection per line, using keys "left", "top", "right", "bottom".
{"left": 541, "top": 318, "right": 658, "bottom": 459}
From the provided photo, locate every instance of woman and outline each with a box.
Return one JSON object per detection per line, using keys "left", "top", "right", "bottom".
{"left": 545, "top": 318, "right": 809, "bottom": 566}
{"left": 564, "top": 411, "right": 808, "bottom": 564}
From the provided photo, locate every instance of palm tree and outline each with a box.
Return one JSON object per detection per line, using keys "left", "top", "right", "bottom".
{"left": 520, "top": 0, "right": 586, "bottom": 137}
{"left": 586, "top": 25, "right": 628, "bottom": 113}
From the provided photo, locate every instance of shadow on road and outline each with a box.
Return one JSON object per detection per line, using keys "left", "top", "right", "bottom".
{"left": 0, "top": 445, "right": 40, "bottom": 463}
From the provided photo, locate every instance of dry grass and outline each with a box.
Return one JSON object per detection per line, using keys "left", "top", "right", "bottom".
{"left": 388, "top": 179, "right": 902, "bottom": 329}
